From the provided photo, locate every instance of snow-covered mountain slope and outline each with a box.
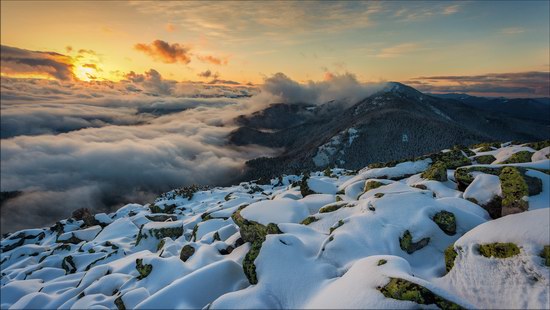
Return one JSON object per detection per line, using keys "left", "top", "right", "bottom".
{"left": 1, "top": 141, "right": 549, "bottom": 309}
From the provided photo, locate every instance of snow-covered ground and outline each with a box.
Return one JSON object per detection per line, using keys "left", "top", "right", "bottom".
{"left": 1, "top": 142, "right": 549, "bottom": 309}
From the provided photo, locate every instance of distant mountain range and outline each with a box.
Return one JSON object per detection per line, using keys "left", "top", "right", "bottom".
{"left": 230, "top": 82, "right": 550, "bottom": 181}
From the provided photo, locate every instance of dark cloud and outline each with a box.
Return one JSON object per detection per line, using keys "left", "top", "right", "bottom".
{"left": 0, "top": 45, "right": 75, "bottom": 80}
{"left": 134, "top": 40, "right": 192, "bottom": 64}
{"left": 198, "top": 69, "right": 219, "bottom": 79}
{"left": 409, "top": 71, "right": 550, "bottom": 97}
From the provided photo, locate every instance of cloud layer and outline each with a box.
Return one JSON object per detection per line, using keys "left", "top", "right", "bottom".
{"left": 0, "top": 45, "right": 75, "bottom": 80}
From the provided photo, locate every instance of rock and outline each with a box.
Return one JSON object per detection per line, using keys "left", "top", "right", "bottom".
{"left": 499, "top": 167, "right": 529, "bottom": 216}
{"left": 364, "top": 180, "right": 385, "bottom": 192}
{"left": 379, "top": 278, "right": 464, "bottom": 309}
{"left": 180, "top": 245, "right": 195, "bottom": 262}
{"left": 400, "top": 230, "right": 430, "bottom": 254}
{"left": 432, "top": 211, "right": 456, "bottom": 235}
{"left": 421, "top": 161, "right": 448, "bottom": 181}
{"left": 444, "top": 245, "right": 459, "bottom": 274}
{"left": 136, "top": 258, "right": 152, "bottom": 280}
{"left": 499, "top": 151, "right": 534, "bottom": 164}
{"left": 474, "top": 155, "right": 496, "bottom": 164}
{"left": 478, "top": 242, "right": 520, "bottom": 258}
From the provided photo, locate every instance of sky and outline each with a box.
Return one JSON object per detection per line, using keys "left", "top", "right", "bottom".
{"left": 1, "top": 0, "right": 549, "bottom": 97}
{"left": 1, "top": 0, "right": 549, "bottom": 233}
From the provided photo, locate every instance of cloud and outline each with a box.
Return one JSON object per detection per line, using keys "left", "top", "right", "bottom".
{"left": 197, "top": 69, "right": 219, "bottom": 79}
{"left": 261, "top": 72, "right": 385, "bottom": 106}
{"left": 0, "top": 45, "right": 75, "bottom": 80}
{"left": 197, "top": 55, "right": 228, "bottom": 65}
{"left": 408, "top": 71, "right": 550, "bottom": 97}
{"left": 0, "top": 72, "right": 266, "bottom": 233}
{"left": 442, "top": 4, "right": 460, "bottom": 15}
{"left": 165, "top": 23, "right": 176, "bottom": 32}
{"left": 501, "top": 27, "right": 525, "bottom": 35}
{"left": 134, "top": 40, "right": 191, "bottom": 64}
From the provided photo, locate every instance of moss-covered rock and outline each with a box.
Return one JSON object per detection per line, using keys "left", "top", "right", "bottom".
{"left": 301, "top": 216, "right": 318, "bottom": 225}
{"left": 525, "top": 140, "right": 550, "bottom": 151}
{"left": 432, "top": 211, "right": 456, "bottom": 235}
{"left": 379, "top": 278, "right": 464, "bottom": 309}
{"left": 335, "top": 195, "right": 343, "bottom": 202}
{"left": 430, "top": 149, "right": 471, "bottom": 169}
{"left": 136, "top": 258, "right": 152, "bottom": 280}
{"left": 541, "top": 245, "right": 550, "bottom": 267}
{"left": 500, "top": 151, "right": 534, "bottom": 164}
{"left": 478, "top": 242, "right": 520, "bottom": 258}
{"left": 180, "top": 245, "right": 195, "bottom": 262}
{"left": 400, "top": 230, "right": 430, "bottom": 254}
{"left": 145, "top": 214, "right": 177, "bottom": 222}
{"left": 364, "top": 180, "right": 385, "bottom": 192}
{"left": 377, "top": 259, "right": 387, "bottom": 266}
{"left": 329, "top": 220, "right": 344, "bottom": 234}
{"left": 500, "top": 167, "right": 529, "bottom": 216}
{"left": 323, "top": 167, "right": 334, "bottom": 177}
{"left": 454, "top": 166, "right": 502, "bottom": 191}
{"left": 156, "top": 239, "right": 165, "bottom": 252}
{"left": 452, "top": 144, "right": 475, "bottom": 157}
{"left": 243, "top": 241, "right": 262, "bottom": 284}
{"left": 412, "top": 184, "right": 427, "bottom": 190}
{"left": 474, "top": 155, "right": 496, "bottom": 164}
{"left": 471, "top": 142, "right": 501, "bottom": 151}
{"left": 61, "top": 255, "right": 77, "bottom": 274}
{"left": 300, "top": 173, "right": 316, "bottom": 197}
{"left": 374, "top": 193, "right": 385, "bottom": 198}
{"left": 421, "top": 161, "right": 448, "bottom": 181}
{"left": 444, "top": 245, "right": 458, "bottom": 274}
{"left": 319, "top": 202, "right": 352, "bottom": 213}
{"left": 149, "top": 203, "right": 177, "bottom": 214}
{"left": 114, "top": 296, "right": 126, "bottom": 310}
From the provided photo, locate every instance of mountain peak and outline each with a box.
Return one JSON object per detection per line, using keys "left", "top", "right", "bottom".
{"left": 381, "top": 82, "right": 425, "bottom": 99}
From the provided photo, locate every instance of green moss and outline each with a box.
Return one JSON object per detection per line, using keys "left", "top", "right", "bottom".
{"left": 149, "top": 203, "right": 176, "bottom": 214}
{"left": 335, "top": 195, "right": 343, "bottom": 202}
{"left": 454, "top": 166, "right": 502, "bottom": 191}
{"left": 319, "top": 202, "right": 351, "bottom": 213}
{"left": 243, "top": 241, "right": 262, "bottom": 284}
{"left": 500, "top": 151, "right": 534, "bottom": 164}
{"left": 377, "top": 259, "right": 387, "bottom": 266}
{"left": 444, "top": 245, "right": 458, "bottom": 274}
{"left": 500, "top": 167, "right": 529, "bottom": 215}
{"left": 452, "top": 144, "right": 475, "bottom": 157}
{"left": 400, "top": 230, "right": 430, "bottom": 254}
{"left": 156, "top": 239, "right": 165, "bottom": 252}
{"left": 421, "top": 161, "right": 448, "bottom": 181}
{"left": 300, "top": 216, "right": 318, "bottom": 225}
{"left": 364, "top": 180, "right": 385, "bottom": 192}
{"left": 135, "top": 258, "right": 153, "bottom": 280}
{"left": 148, "top": 226, "right": 184, "bottom": 240}
{"left": 540, "top": 245, "right": 550, "bottom": 267}
{"left": 61, "top": 255, "right": 77, "bottom": 274}
{"left": 114, "top": 296, "right": 126, "bottom": 310}
{"left": 432, "top": 211, "right": 456, "bottom": 236}
{"left": 180, "top": 245, "right": 195, "bottom": 262}
{"left": 300, "top": 173, "right": 316, "bottom": 197}
{"left": 474, "top": 155, "right": 496, "bottom": 164}
{"left": 430, "top": 149, "right": 471, "bottom": 169}
{"left": 471, "top": 142, "right": 501, "bottom": 151}
{"left": 478, "top": 242, "right": 520, "bottom": 258}
{"left": 374, "top": 193, "right": 385, "bottom": 198}
{"left": 525, "top": 140, "right": 550, "bottom": 151}
{"left": 379, "top": 278, "right": 464, "bottom": 309}
{"left": 329, "top": 220, "right": 344, "bottom": 234}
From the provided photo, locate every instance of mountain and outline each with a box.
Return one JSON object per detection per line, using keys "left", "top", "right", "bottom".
{"left": 430, "top": 93, "right": 550, "bottom": 122}
{"left": 231, "top": 82, "right": 550, "bottom": 182}
{"left": 2, "top": 141, "right": 549, "bottom": 309}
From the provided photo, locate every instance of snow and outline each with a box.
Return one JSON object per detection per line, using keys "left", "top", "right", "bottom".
{"left": 532, "top": 146, "right": 550, "bottom": 161}
{"left": 463, "top": 174, "right": 502, "bottom": 205}
{"left": 1, "top": 142, "right": 548, "bottom": 309}
{"left": 240, "top": 198, "right": 310, "bottom": 225}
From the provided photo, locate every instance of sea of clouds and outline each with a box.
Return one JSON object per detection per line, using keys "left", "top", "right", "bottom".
{"left": 0, "top": 70, "right": 383, "bottom": 233}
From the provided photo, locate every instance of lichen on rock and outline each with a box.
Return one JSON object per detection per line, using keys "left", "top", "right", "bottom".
{"left": 421, "top": 161, "right": 448, "bottom": 181}
{"left": 432, "top": 211, "right": 456, "bottom": 236}
{"left": 364, "top": 180, "right": 385, "bottom": 192}
{"left": 499, "top": 167, "right": 529, "bottom": 216}
{"left": 444, "top": 245, "right": 459, "bottom": 274}
{"left": 500, "top": 151, "right": 534, "bottom": 164}
{"left": 301, "top": 216, "right": 318, "bottom": 225}
{"left": 541, "top": 245, "right": 550, "bottom": 267}
{"left": 379, "top": 278, "right": 464, "bottom": 309}
{"left": 136, "top": 258, "right": 153, "bottom": 280}
{"left": 474, "top": 155, "right": 496, "bottom": 164}
{"left": 400, "top": 230, "right": 430, "bottom": 254}
{"left": 478, "top": 242, "right": 520, "bottom": 258}
{"left": 180, "top": 245, "right": 195, "bottom": 262}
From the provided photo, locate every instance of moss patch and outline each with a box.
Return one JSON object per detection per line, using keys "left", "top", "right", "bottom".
{"left": 474, "top": 155, "right": 496, "bottom": 164}
{"left": 180, "top": 245, "right": 195, "bottom": 262}
{"left": 500, "top": 167, "right": 529, "bottom": 216}
{"left": 421, "top": 161, "right": 448, "bottom": 181}
{"left": 149, "top": 204, "right": 176, "bottom": 214}
{"left": 452, "top": 144, "right": 475, "bottom": 157}
{"left": 400, "top": 230, "right": 430, "bottom": 254}
{"left": 114, "top": 296, "right": 126, "bottom": 310}
{"left": 319, "top": 202, "right": 352, "bottom": 213}
{"left": 471, "top": 142, "right": 501, "bottom": 151}
{"left": 300, "top": 173, "right": 316, "bottom": 197}
{"left": 243, "top": 241, "right": 262, "bottom": 284}
{"left": 364, "top": 180, "right": 385, "bottom": 192}
{"left": 478, "top": 242, "right": 520, "bottom": 258}
{"left": 526, "top": 140, "right": 550, "bottom": 151}
{"left": 444, "top": 245, "right": 458, "bottom": 274}
{"left": 156, "top": 239, "right": 165, "bottom": 252}
{"left": 541, "top": 246, "right": 550, "bottom": 267}
{"left": 432, "top": 211, "right": 456, "bottom": 236}
{"left": 454, "top": 166, "right": 502, "bottom": 191}
{"left": 500, "top": 151, "right": 534, "bottom": 164}
{"left": 301, "top": 216, "right": 318, "bottom": 225}
{"left": 329, "top": 220, "right": 344, "bottom": 234}
{"left": 430, "top": 149, "right": 471, "bottom": 169}
{"left": 379, "top": 278, "right": 464, "bottom": 309}
{"left": 377, "top": 259, "right": 387, "bottom": 266}
{"left": 135, "top": 258, "right": 153, "bottom": 280}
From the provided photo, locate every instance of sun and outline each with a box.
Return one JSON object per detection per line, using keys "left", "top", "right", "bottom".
{"left": 74, "top": 65, "right": 98, "bottom": 82}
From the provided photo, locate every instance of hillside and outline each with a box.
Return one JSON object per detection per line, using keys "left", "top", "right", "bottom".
{"left": 231, "top": 82, "right": 550, "bottom": 182}
{"left": 1, "top": 141, "right": 549, "bottom": 309}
